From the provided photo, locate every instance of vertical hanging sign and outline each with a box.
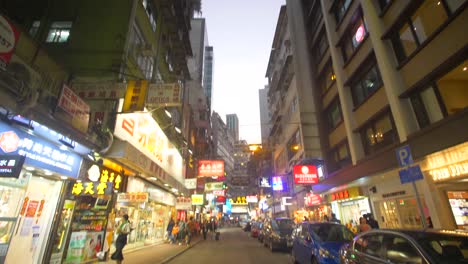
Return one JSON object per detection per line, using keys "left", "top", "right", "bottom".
{"left": 123, "top": 80, "right": 148, "bottom": 112}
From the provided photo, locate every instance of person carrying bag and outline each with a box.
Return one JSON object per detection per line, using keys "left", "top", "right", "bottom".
{"left": 111, "top": 214, "right": 131, "bottom": 264}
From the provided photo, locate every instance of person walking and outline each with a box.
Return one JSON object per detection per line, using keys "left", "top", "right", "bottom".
{"left": 111, "top": 214, "right": 131, "bottom": 264}
{"left": 358, "top": 217, "right": 372, "bottom": 233}
{"left": 166, "top": 218, "right": 175, "bottom": 244}
{"left": 202, "top": 220, "right": 208, "bottom": 240}
{"left": 186, "top": 217, "right": 195, "bottom": 245}
{"left": 177, "top": 219, "right": 186, "bottom": 245}
{"left": 330, "top": 213, "right": 341, "bottom": 224}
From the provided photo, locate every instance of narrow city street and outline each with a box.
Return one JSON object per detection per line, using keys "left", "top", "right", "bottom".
{"left": 168, "top": 226, "right": 291, "bottom": 264}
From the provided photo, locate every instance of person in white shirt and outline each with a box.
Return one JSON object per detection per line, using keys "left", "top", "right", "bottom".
{"left": 111, "top": 214, "right": 131, "bottom": 264}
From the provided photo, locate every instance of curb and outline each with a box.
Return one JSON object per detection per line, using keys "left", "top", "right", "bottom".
{"left": 160, "top": 239, "right": 204, "bottom": 264}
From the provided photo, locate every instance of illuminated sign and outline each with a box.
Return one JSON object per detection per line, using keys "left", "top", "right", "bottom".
{"left": 185, "top": 178, "right": 197, "bottom": 189}
{"left": 71, "top": 166, "right": 123, "bottom": 196}
{"left": 422, "top": 142, "right": 468, "bottom": 182}
{"left": 0, "top": 155, "right": 25, "bottom": 178}
{"left": 304, "top": 193, "right": 321, "bottom": 207}
{"left": 259, "top": 177, "right": 271, "bottom": 188}
{"left": 114, "top": 113, "right": 184, "bottom": 183}
{"left": 353, "top": 22, "right": 366, "bottom": 44}
{"left": 330, "top": 187, "right": 361, "bottom": 202}
{"left": 204, "top": 182, "right": 224, "bottom": 191}
{"left": 216, "top": 196, "right": 226, "bottom": 204}
{"left": 56, "top": 84, "right": 90, "bottom": 133}
{"left": 176, "top": 197, "right": 192, "bottom": 210}
{"left": 0, "top": 122, "right": 82, "bottom": 178}
{"left": 430, "top": 162, "right": 468, "bottom": 181}
{"left": 0, "top": 15, "right": 20, "bottom": 68}
{"left": 191, "top": 194, "right": 204, "bottom": 205}
{"left": 246, "top": 195, "right": 258, "bottom": 203}
{"left": 117, "top": 192, "right": 149, "bottom": 203}
{"left": 198, "top": 160, "right": 224, "bottom": 177}
{"left": 272, "top": 176, "right": 284, "bottom": 191}
{"left": 213, "top": 189, "right": 225, "bottom": 196}
{"left": 294, "top": 165, "right": 318, "bottom": 184}
{"left": 122, "top": 80, "right": 148, "bottom": 112}
{"left": 229, "top": 196, "right": 248, "bottom": 205}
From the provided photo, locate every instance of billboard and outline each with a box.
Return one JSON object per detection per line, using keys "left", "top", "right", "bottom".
{"left": 204, "top": 182, "right": 223, "bottom": 191}
{"left": 293, "top": 165, "right": 318, "bottom": 184}
{"left": 272, "top": 176, "right": 284, "bottom": 191}
{"left": 198, "top": 160, "right": 224, "bottom": 177}
{"left": 0, "top": 15, "right": 20, "bottom": 69}
{"left": 122, "top": 80, "right": 148, "bottom": 112}
{"left": 146, "top": 83, "right": 182, "bottom": 107}
{"left": 191, "top": 194, "right": 204, "bottom": 205}
{"left": 56, "top": 84, "right": 90, "bottom": 133}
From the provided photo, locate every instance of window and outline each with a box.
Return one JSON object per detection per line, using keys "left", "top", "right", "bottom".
{"left": 360, "top": 113, "right": 397, "bottom": 155}
{"left": 410, "top": 59, "right": 468, "bottom": 129}
{"left": 287, "top": 130, "right": 301, "bottom": 160}
{"left": 46, "top": 22, "right": 72, "bottom": 43}
{"left": 340, "top": 12, "right": 368, "bottom": 62}
{"left": 355, "top": 234, "right": 385, "bottom": 258}
{"left": 313, "top": 30, "right": 329, "bottom": 62}
{"left": 328, "top": 142, "right": 351, "bottom": 172}
{"left": 350, "top": 61, "right": 383, "bottom": 106}
{"left": 318, "top": 62, "right": 336, "bottom": 94}
{"left": 142, "top": 0, "right": 157, "bottom": 31}
{"left": 333, "top": 0, "right": 352, "bottom": 23}
{"left": 325, "top": 99, "right": 342, "bottom": 130}
{"left": 131, "top": 24, "right": 153, "bottom": 79}
{"left": 391, "top": 0, "right": 463, "bottom": 63}
{"left": 305, "top": 1, "right": 323, "bottom": 34}
{"left": 384, "top": 235, "right": 423, "bottom": 264}
{"left": 29, "top": 21, "right": 40, "bottom": 38}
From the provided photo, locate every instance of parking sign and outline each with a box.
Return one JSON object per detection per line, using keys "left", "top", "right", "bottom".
{"left": 396, "top": 145, "right": 413, "bottom": 167}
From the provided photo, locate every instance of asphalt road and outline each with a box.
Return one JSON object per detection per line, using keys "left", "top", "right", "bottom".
{"left": 168, "top": 226, "right": 291, "bottom": 264}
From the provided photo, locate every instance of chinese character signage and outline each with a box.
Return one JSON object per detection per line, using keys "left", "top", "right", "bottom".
{"left": 56, "top": 84, "right": 90, "bottom": 133}
{"left": 146, "top": 83, "right": 182, "bottom": 107}
{"left": 122, "top": 80, "right": 148, "bottom": 112}
{"left": 329, "top": 187, "right": 361, "bottom": 202}
{"left": 229, "top": 196, "right": 247, "bottom": 205}
{"left": 304, "top": 193, "right": 321, "bottom": 207}
{"left": 246, "top": 195, "right": 258, "bottom": 203}
{"left": 259, "top": 177, "right": 271, "bottom": 188}
{"left": 176, "top": 197, "right": 192, "bottom": 210}
{"left": 117, "top": 192, "right": 149, "bottom": 203}
{"left": 213, "top": 189, "right": 225, "bottom": 196}
{"left": 185, "top": 178, "right": 197, "bottom": 189}
{"left": 204, "top": 182, "right": 223, "bottom": 191}
{"left": 0, "top": 155, "right": 25, "bottom": 178}
{"left": 198, "top": 160, "right": 224, "bottom": 177}
{"left": 191, "top": 194, "right": 204, "bottom": 205}
{"left": 71, "top": 181, "right": 113, "bottom": 196}
{"left": 272, "top": 176, "right": 284, "bottom": 191}
{"left": 293, "top": 165, "right": 318, "bottom": 184}
{"left": 74, "top": 81, "right": 126, "bottom": 99}
{"left": 0, "top": 15, "right": 20, "bottom": 69}
{"left": 71, "top": 166, "right": 123, "bottom": 196}
{"left": 0, "top": 122, "right": 82, "bottom": 178}
{"left": 114, "top": 113, "right": 184, "bottom": 184}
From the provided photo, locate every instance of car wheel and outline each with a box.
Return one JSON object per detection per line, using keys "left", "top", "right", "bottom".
{"left": 311, "top": 257, "right": 318, "bottom": 264}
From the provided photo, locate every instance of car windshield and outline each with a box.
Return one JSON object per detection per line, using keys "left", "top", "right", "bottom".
{"left": 272, "top": 219, "right": 294, "bottom": 231}
{"left": 310, "top": 224, "right": 354, "bottom": 242}
{"left": 409, "top": 232, "right": 468, "bottom": 263}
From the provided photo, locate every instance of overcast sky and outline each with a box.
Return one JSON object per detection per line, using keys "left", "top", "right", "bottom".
{"left": 201, "top": 0, "right": 285, "bottom": 144}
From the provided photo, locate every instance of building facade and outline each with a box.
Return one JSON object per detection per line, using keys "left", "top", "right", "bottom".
{"left": 203, "top": 46, "right": 214, "bottom": 113}
{"left": 259, "top": 85, "right": 272, "bottom": 146}
{"left": 226, "top": 113, "right": 240, "bottom": 142}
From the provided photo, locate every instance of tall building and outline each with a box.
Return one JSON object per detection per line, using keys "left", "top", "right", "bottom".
{"left": 203, "top": 46, "right": 214, "bottom": 113}
{"left": 259, "top": 85, "right": 272, "bottom": 146}
{"left": 211, "top": 111, "right": 235, "bottom": 177}
{"left": 226, "top": 113, "right": 240, "bottom": 142}
{"left": 279, "top": 0, "right": 467, "bottom": 229}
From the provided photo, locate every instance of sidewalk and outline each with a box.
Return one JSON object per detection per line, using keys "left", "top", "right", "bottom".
{"left": 103, "top": 235, "right": 204, "bottom": 264}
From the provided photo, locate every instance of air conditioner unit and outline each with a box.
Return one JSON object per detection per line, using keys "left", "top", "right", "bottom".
{"left": 139, "top": 44, "right": 156, "bottom": 57}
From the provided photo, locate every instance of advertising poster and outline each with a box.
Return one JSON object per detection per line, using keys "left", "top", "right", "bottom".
{"left": 82, "top": 231, "right": 105, "bottom": 262}
{"left": 65, "top": 231, "right": 87, "bottom": 262}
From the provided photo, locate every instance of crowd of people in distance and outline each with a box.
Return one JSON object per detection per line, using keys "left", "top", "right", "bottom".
{"left": 165, "top": 217, "right": 219, "bottom": 246}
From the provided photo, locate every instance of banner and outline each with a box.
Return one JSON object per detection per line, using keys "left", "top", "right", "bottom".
{"left": 146, "top": 83, "right": 182, "bottom": 107}
{"left": 56, "top": 84, "right": 90, "bottom": 133}
{"left": 176, "top": 197, "right": 192, "bottom": 210}
{"left": 185, "top": 178, "right": 197, "bottom": 189}
{"left": 198, "top": 160, "right": 224, "bottom": 177}
{"left": 204, "top": 182, "right": 223, "bottom": 191}
{"left": 122, "top": 80, "right": 148, "bottom": 112}
{"left": 0, "top": 15, "right": 20, "bottom": 69}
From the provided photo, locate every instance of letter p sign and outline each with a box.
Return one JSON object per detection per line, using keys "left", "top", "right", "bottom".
{"left": 396, "top": 145, "right": 413, "bottom": 167}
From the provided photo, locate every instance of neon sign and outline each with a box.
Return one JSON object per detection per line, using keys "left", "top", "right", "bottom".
{"left": 272, "top": 176, "right": 284, "bottom": 191}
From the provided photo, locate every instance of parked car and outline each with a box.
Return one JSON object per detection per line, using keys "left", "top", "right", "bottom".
{"left": 339, "top": 229, "right": 468, "bottom": 264}
{"left": 263, "top": 217, "right": 295, "bottom": 252}
{"left": 251, "top": 221, "right": 262, "bottom": 238}
{"left": 291, "top": 222, "right": 354, "bottom": 264}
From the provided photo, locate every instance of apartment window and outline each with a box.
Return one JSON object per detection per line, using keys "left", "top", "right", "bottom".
{"left": 340, "top": 11, "right": 368, "bottom": 62}
{"left": 313, "top": 30, "right": 329, "bottom": 62}
{"left": 306, "top": 1, "right": 323, "bottom": 34}
{"left": 350, "top": 61, "right": 383, "bottom": 107}
{"left": 46, "top": 22, "right": 72, "bottom": 43}
{"left": 391, "top": 0, "right": 464, "bottom": 63}
{"left": 29, "top": 21, "right": 41, "bottom": 38}
{"left": 325, "top": 98, "right": 342, "bottom": 130}
{"left": 410, "top": 59, "right": 468, "bottom": 129}
{"left": 328, "top": 142, "right": 351, "bottom": 172}
{"left": 287, "top": 130, "right": 301, "bottom": 160}
{"left": 319, "top": 62, "right": 336, "bottom": 94}
{"left": 360, "top": 113, "right": 398, "bottom": 155}
{"left": 333, "top": 0, "right": 352, "bottom": 23}
{"left": 142, "top": 0, "right": 157, "bottom": 31}
{"left": 131, "top": 24, "right": 153, "bottom": 79}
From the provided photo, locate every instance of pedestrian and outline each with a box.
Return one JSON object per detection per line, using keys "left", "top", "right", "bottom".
{"left": 323, "top": 215, "right": 329, "bottom": 222}
{"left": 330, "top": 213, "right": 341, "bottom": 224}
{"left": 366, "top": 214, "right": 380, "bottom": 229}
{"left": 186, "top": 217, "right": 195, "bottom": 245}
{"left": 166, "top": 217, "right": 175, "bottom": 243}
{"left": 427, "top": 216, "right": 434, "bottom": 228}
{"left": 202, "top": 220, "right": 208, "bottom": 240}
{"left": 210, "top": 219, "right": 217, "bottom": 240}
{"left": 178, "top": 219, "right": 186, "bottom": 245}
{"left": 111, "top": 214, "right": 131, "bottom": 264}
{"left": 358, "top": 217, "right": 372, "bottom": 233}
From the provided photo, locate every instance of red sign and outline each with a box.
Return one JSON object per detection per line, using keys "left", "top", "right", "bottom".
{"left": 215, "top": 196, "right": 226, "bottom": 204}
{"left": 294, "top": 165, "right": 318, "bottom": 184}
{"left": 0, "top": 131, "right": 20, "bottom": 153}
{"left": 0, "top": 15, "right": 20, "bottom": 68}
{"left": 198, "top": 160, "right": 224, "bottom": 177}
{"left": 331, "top": 190, "right": 349, "bottom": 201}
{"left": 57, "top": 84, "right": 90, "bottom": 133}
{"left": 305, "top": 193, "right": 321, "bottom": 207}
{"left": 213, "top": 189, "right": 225, "bottom": 196}
{"left": 354, "top": 23, "right": 365, "bottom": 43}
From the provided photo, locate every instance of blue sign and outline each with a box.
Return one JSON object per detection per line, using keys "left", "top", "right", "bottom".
{"left": 0, "top": 122, "right": 82, "bottom": 178}
{"left": 396, "top": 145, "right": 413, "bottom": 167}
{"left": 272, "top": 176, "right": 284, "bottom": 191}
{"left": 399, "top": 165, "right": 424, "bottom": 184}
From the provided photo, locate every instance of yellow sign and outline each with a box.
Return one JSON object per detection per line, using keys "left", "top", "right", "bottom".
{"left": 123, "top": 80, "right": 148, "bottom": 112}
{"left": 191, "top": 194, "right": 204, "bottom": 205}
{"left": 422, "top": 142, "right": 468, "bottom": 182}
{"left": 230, "top": 196, "right": 248, "bottom": 205}
{"left": 71, "top": 167, "right": 123, "bottom": 196}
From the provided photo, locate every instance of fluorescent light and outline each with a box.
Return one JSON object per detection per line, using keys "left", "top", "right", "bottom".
{"left": 44, "top": 171, "right": 53, "bottom": 176}
{"left": 60, "top": 145, "right": 68, "bottom": 150}
{"left": 25, "top": 167, "right": 35, "bottom": 171}
{"left": 175, "top": 126, "right": 181, "bottom": 134}
{"left": 60, "top": 176, "right": 68, "bottom": 180}
{"left": 164, "top": 183, "right": 169, "bottom": 186}
{"left": 188, "top": 149, "right": 193, "bottom": 154}
{"left": 150, "top": 177, "right": 158, "bottom": 181}
{"left": 164, "top": 109, "right": 172, "bottom": 118}
{"left": 171, "top": 188, "right": 178, "bottom": 192}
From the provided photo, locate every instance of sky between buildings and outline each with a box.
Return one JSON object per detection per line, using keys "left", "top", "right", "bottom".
{"left": 202, "top": 0, "right": 286, "bottom": 144}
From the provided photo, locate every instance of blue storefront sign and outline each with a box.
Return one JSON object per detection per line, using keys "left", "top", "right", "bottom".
{"left": 399, "top": 165, "right": 424, "bottom": 184}
{"left": 0, "top": 122, "right": 82, "bottom": 178}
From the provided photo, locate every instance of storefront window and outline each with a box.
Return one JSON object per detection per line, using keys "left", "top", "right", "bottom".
{"left": 375, "top": 196, "right": 429, "bottom": 229}
{"left": 447, "top": 191, "right": 468, "bottom": 229}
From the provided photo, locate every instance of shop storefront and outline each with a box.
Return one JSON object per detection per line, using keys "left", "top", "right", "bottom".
{"left": 61, "top": 165, "right": 124, "bottom": 264}
{"left": 328, "top": 187, "right": 371, "bottom": 227}
{"left": 0, "top": 120, "right": 84, "bottom": 264}
{"left": 421, "top": 141, "right": 468, "bottom": 229}
{"left": 115, "top": 177, "right": 175, "bottom": 250}
{"left": 293, "top": 192, "right": 331, "bottom": 223}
